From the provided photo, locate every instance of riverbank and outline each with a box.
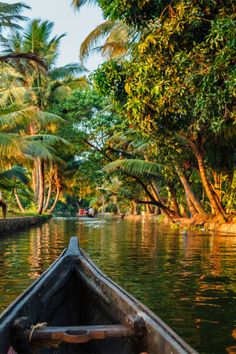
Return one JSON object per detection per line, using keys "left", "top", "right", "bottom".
{"left": 0, "top": 215, "right": 52, "bottom": 235}
{"left": 123, "top": 213, "right": 236, "bottom": 234}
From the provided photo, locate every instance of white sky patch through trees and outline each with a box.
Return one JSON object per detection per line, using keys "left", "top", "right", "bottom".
{"left": 5, "top": 0, "right": 105, "bottom": 72}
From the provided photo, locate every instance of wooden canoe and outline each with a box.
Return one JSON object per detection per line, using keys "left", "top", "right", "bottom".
{"left": 0, "top": 237, "right": 198, "bottom": 354}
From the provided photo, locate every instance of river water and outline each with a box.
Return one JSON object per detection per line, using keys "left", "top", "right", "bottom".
{"left": 0, "top": 217, "right": 235, "bottom": 354}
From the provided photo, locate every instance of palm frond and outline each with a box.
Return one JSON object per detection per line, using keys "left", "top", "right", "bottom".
{"left": 0, "top": 86, "right": 28, "bottom": 107}
{"left": 80, "top": 20, "right": 116, "bottom": 62}
{"left": 50, "top": 63, "right": 87, "bottom": 80}
{"left": 23, "top": 140, "right": 62, "bottom": 162}
{"left": 0, "top": 2, "right": 30, "bottom": 31}
{"left": 72, "top": 0, "right": 97, "bottom": 11}
{"left": 20, "top": 19, "right": 65, "bottom": 67}
{"left": 0, "top": 166, "right": 29, "bottom": 184}
{"left": 25, "top": 134, "right": 69, "bottom": 146}
{"left": 34, "top": 110, "right": 64, "bottom": 127}
{"left": 104, "top": 159, "right": 161, "bottom": 177}
{"left": 0, "top": 133, "right": 23, "bottom": 158}
{"left": 0, "top": 107, "right": 63, "bottom": 130}
{"left": 67, "top": 76, "right": 89, "bottom": 89}
{"left": 100, "top": 41, "right": 128, "bottom": 59}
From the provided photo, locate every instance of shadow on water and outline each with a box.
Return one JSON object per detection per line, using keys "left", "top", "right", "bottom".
{"left": 0, "top": 216, "right": 235, "bottom": 354}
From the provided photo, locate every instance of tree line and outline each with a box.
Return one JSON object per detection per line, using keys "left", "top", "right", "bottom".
{"left": 75, "top": 0, "right": 236, "bottom": 223}
{"left": 0, "top": 0, "right": 235, "bottom": 224}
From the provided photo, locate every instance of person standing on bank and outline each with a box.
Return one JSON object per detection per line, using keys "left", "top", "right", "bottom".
{"left": 0, "top": 190, "right": 7, "bottom": 218}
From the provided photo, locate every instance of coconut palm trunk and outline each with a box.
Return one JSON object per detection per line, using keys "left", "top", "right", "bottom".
{"left": 33, "top": 161, "right": 39, "bottom": 203}
{"left": 149, "top": 181, "right": 174, "bottom": 219}
{"left": 14, "top": 189, "right": 25, "bottom": 213}
{"left": 37, "top": 158, "right": 45, "bottom": 214}
{"left": 186, "top": 195, "right": 198, "bottom": 217}
{"left": 43, "top": 165, "right": 54, "bottom": 212}
{"left": 194, "top": 150, "right": 226, "bottom": 220}
{"left": 48, "top": 167, "right": 61, "bottom": 213}
{"left": 43, "top": 182, "right": 52, "bottom": 212}
{"left": 168, "top": 185, "right": 181, "bottom": 217}
{"left": 175, "top": 165, "right": 206, "bottom": 216}
{"left": 48, "top": 185, "right": 61, "bottom": 214}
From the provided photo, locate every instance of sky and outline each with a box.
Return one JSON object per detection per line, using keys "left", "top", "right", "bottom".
{"left": 6, "top": 0, "right": 105, "bottom": 72}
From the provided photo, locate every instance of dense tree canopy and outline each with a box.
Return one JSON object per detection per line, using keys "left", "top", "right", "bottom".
{"left": 0, "top": 0, "right": 235, "bottom": 222}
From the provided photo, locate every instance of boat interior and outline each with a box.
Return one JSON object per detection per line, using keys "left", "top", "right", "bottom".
{"left": 9, "top": 261, "right": 146, "bottom": 354}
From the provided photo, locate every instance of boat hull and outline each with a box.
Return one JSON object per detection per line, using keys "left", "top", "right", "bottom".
{"left": 0, "top": 238, "right": 198, "bottom": 354}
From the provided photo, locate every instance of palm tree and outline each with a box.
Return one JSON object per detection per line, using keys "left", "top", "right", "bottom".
{"left": 0, "top": 1, "right": 28, "bottom": 33}
{"left": 0, "top": 165, "right": 29, "bottom": 212}
{"left": 0, "top": 19, "right": 82, "bottom": 214}
{"left": 71, "top": 0, "right": 97, "bottom": 9}
{"left": 79, "top": 20, "right": 133, "bottom": 63}
{"left": 0, "top": 2, "right": 47, "bottom": 66}
{"left": 71, "top": 0, "right": 136, "bottom": 63}
{"left": 103, "top": 157, "right": 209, "bottom": 219}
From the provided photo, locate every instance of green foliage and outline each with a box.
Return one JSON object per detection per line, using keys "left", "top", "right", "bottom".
{"left": 0, "top": 1, "right": 29, "bottom": 32}
{"left": 104, "top": 158, "right": 161, "bottom": 177}
{"left": 50, "top": 87, "right": 122, "bottom": 199}
{"left": 90, "top": 1, "right": 236, "bottom": 217}
{"left": 92, "top": 60, "right": 128, "bottom": 104}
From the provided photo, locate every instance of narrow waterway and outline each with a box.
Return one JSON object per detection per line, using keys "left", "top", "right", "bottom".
{"left": 0, "top": 217, "right": 235, "bottom": 354}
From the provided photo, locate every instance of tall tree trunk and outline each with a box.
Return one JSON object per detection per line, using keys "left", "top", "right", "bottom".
{"left": 131, "top": 175, "right": 175, "bottom": 218}
{"left": 150, "top": 181, "right": 173, "bottom": 219}
{"left": 145, "top": 198, "right": 151, "bottom": 214}
{"left": 101, "top": 194, "right": 106, "bottom": 213}
{"left": 211, "top": 170, "right": 222, "bottom": 201}
{"left": 113, "top": 195, "right": 121, "bottom": 215}
{"left": 168, "top": 185, "right": 181, "bottom": 217}
{"left": 180, "top": 204, "right": 188, "bottom": 218}
{"left": 150, "top": 181, "right": 161, "bottom": 201}
{"left": 175, "top": 165, "right": 206, "bottom": 216}
{"left": 186, "top": 195, "right": 198, "bottom": 217}
{"left": 43, "top": 183, "right": 52, "bottom": 212}
{"left": 14, "top": 189, "right": 25, "bottom": 213}
{"left": 48, "top": 186, "right": 61, "bottom": 214}
{"left": 194, "top": 149, "right": 226, "bottom": 220}
{"left": 37, "top": 158, "right": 45, "bottom": 214}
{"left": 43, "top": 165, "right": 54, "bottom": 212}
{"left": 48, "top": 168, "right": 61, "bottom": 214}
{"left": 33, "top": 160, "right": 39, "bottom": 203}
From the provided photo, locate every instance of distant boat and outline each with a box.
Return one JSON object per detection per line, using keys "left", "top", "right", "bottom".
{"left": 0, "top": 237, "right": 198, "bottom": 354}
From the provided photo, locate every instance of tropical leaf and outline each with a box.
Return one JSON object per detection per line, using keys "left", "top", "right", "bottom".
{"left": 72, "top": 0, "right": 97, "bottom": 10}
{"left": 104, "top": 159, "right": 161, "bottom": 177}
{"left": 24, "top": 134, "right": 70, "bottom": 146}
{"left": 80, "top": 20, "right": 134, "bottom": 62}
{"left": 0, "top": 2, "right": 29, "bottom": 32}
{"left": 80, "top": 20, "right": 116, "bottom": 62}
{"left": 0, "top": 106, "right": 63, "bottom": 130}
{"left": 0, "top": 166, "right": 29, "bottom": 184}
{"left": 23, "top": 140, "right": 62, "bottom": 162}
{"left": 0, "top": 132, "right": 23, "bottom": 158}
{"left": 0, "top": 86, "right": 28, "bottom": 107}
{"left": 50, "top": 63, "right": 87, "bottom": 80}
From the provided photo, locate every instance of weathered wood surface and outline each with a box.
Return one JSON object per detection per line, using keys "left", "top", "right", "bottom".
{"left": 14, "top": 323, "right": 134, "bottom": 344}
{"left": 0, "top": 215, "right": 52, "bottom": 235}
{"left": 0, "top": 237, "right": 198, "bottom": 354}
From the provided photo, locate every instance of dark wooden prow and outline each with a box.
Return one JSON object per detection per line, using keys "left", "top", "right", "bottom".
{"left": 66, "top": 236, "right": 81, "bottom": 256}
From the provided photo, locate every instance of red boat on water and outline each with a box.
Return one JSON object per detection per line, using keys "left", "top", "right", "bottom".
{"left": 78, "top": 208, "right": 95, "bottom": 218}
{"left": 78, "top": 209, "right": 88, "bottom": 217}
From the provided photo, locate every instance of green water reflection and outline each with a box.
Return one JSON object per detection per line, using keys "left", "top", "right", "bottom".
{"left": 0, "top": 217, "right": 235, "bottom": 354}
